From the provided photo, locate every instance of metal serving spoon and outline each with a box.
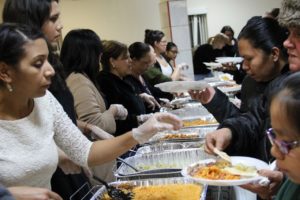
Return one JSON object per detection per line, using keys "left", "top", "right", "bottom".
{"left": 117, "top": 157, "right": 139, "bottom": 172}
{"left": 92, "top": 175, "right": 133, "bottom": 200}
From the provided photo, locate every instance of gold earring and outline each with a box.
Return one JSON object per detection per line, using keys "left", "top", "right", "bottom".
{"left": 6, "top": 83, "right": 13, "bottom": 92}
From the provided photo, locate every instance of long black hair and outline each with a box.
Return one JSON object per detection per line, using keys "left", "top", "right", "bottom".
{"left": 3, "top": 0, "right": 58, "bottom": 29}
{"left": 129, "top": 42, "right": 150, "bottom": 60}
{"left": 238, "top": 16, "right": 288, "bottom": 58}
{"left": 60, "top": 29, "right": 103, "bottom": 88}
{"left": 0, "top": 23, "right": 45, "bottom": 86}
{"left": 2, "top": 0, "right": 67, "bottom": 93}
{"left": 144, "top": 29, "right": 165, "bottom": 47}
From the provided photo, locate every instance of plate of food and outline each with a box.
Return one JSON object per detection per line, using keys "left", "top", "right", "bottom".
{"left": 215, "top": 57, "right": 244, "bottom": 64}
{"left": 155, "top": 81, "right": 209, "bottom": 93}
{"left": 181, "top": 156, "right": 269, "bottom": 186}
{"left": 218, "top": 84, "right": 241, "bottom": 93}
{"left": 203, "top": 62, "right": 223, "bottom": 70}
{"left": 182, "top": 115, "right": 219, "bottom": 128}
{"left": 218, "top": 73, "right": 234, "bottom": 81}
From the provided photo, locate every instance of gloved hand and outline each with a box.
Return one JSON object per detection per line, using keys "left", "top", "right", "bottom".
{"left": 137, "top": 113, "right": 154, "bottom": 124}
{"left": 109, "top": 104, "right": 128, "bottom": 120}
{"left": 132, "top": 113, "right": 182, "bottom": 144}
{"left": 8, "top": 186, "right": 63, "bottom": 200}
{"left": 139, "top": 93, "right": 161, "bottom": 111}
{"left": 87, "top": 124, "right": 114, "bottom": 140}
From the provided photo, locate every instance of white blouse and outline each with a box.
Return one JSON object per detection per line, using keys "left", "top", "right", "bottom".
{"left": 0, "top": 91, "right": 93, "bottom": 189}
{"left": 160, "top": 63, "right": 173, "bottom": 77}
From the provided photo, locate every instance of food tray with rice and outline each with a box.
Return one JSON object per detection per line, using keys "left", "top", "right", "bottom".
{"left": 114, "top": 148, "right": 216, "bottom": 180}
{"left": 147, "top": 127, "right": 216, "bottom": 144}
{"left": 136, "top": 142, "right": 204, "bottom": 155}
{"left": 182, "top": 115, "right": 219, "bottom": 128}
{"left": 90, "top": 177, "right": 207, "bottom": 200}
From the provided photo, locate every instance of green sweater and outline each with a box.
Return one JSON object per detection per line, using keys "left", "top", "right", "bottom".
{"left": 143, "top": 64, "right": 172, "bottom": 86}
{"left": 276, "top": 179, "right": 300, "bottom": 200}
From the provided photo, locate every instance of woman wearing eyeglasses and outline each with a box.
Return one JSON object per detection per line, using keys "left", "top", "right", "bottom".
{"left": 267, "top": 72, "right": 300, "bottom": 199}
{"left": 163, "top": 42, "right": 179, "bottom": 68}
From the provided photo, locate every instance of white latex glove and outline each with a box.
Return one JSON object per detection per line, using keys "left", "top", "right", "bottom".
{"left": 137, "top": 113, "right": 154, "bottom": 124}
{"left": 132, "top": 112, "right": 182, "bottom": 144}
{"left": 87, "top": 124, "right": 114, "bottom": 140}
{"left": 177, "top": 62, "right": 189, "bottom": 70}
{"left": 109, "top": 104, "right": 128, "bottom": 120}
{"left": 8, "top": 186, "right": 63, "bottom": 200}
{"left": 139, "top": 93, "right": 161, "bottom": 110}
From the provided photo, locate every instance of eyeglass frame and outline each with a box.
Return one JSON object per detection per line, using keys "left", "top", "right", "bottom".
{"left": 168, "top": 50, "right": 179, "bottom": 54}
{"left": 266, "top": 128, "right": 300, "bottom": 155}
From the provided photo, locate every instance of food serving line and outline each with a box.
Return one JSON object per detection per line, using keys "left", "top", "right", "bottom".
{"left": 73, "top": 74, "right": 268, "bottom": 200}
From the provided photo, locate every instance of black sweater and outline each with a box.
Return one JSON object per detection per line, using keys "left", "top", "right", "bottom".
{"left": 97, "top": 71, "right": 146, "bottom": 136}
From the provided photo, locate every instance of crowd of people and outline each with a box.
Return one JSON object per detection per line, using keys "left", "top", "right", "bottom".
{"left": 1, "top": 0, "right": 300, "bottom": 199}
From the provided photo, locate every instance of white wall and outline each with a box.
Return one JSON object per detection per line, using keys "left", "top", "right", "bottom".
{"left": 0, "top": 0, "right": 283, "bottom": 45}
{"left": 187, "top": 0, "right": 282, "bottom": 37}
{"left": 60, "top": 0, "right": 161, "bottom": 45}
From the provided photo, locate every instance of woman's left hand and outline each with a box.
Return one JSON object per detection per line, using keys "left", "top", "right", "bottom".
{"left": 240, "top": 170, "right": 284, "bottom": 199}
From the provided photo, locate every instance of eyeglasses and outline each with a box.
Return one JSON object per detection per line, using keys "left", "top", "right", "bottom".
{"left": 169, "top": 50, "right": 179, "bottom": 54}
{"left": 266, "top": 128, "right": 300, "bottom": 154}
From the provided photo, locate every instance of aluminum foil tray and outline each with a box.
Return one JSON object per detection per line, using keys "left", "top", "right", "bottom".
{"left": 90, "top": 177, "right": 207, "bottom": 200}
{"left": 136, "top": 142, "right": 204, "bottom": 155}
{"left": 182, "top": 114, "right": 219, "bottom": 128}
{"left": 148, "top": 127, "right": 216, "bottom": 144}
{"left": 146, "top": 126, "right": 217, "bottom": 144}
{"left": 168, "top": 105, "right": 210, "bottom": 119}
{"left": 114, "top": 148, "right": 216, "bottom": 180}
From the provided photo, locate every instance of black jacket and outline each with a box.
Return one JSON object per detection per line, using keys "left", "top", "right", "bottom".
{"left": 193, "top": 44, "right": 224, "bottom": 75}
{"left": 97, "top": 71, "right": 146, "bottom": 136}
{"left": 204, "top": 75, "right": 270, "bottom": 123}
{"left": 218, "top": 64, "right": 290, "bottom": 161}
{"left": 125, "top": 75, "right": 174, "bottom": 99}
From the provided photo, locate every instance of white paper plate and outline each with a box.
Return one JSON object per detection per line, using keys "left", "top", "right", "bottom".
{"left": 218, "top": 73, "right": 234, "bottom": 81}
{"left": 203, "top": 62, "right": 223, "bottom": 69}
{"left": 215, "top": 57, "right": 244, "bottom": 64}
{"left": 155, "top": 81, "right": 209, "bottom": 93}
{"left": 181, "top": 156, "right": 269, "bottom": 186}
{"left": 218, "top": 85, "right": 241, "bottom": 93}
